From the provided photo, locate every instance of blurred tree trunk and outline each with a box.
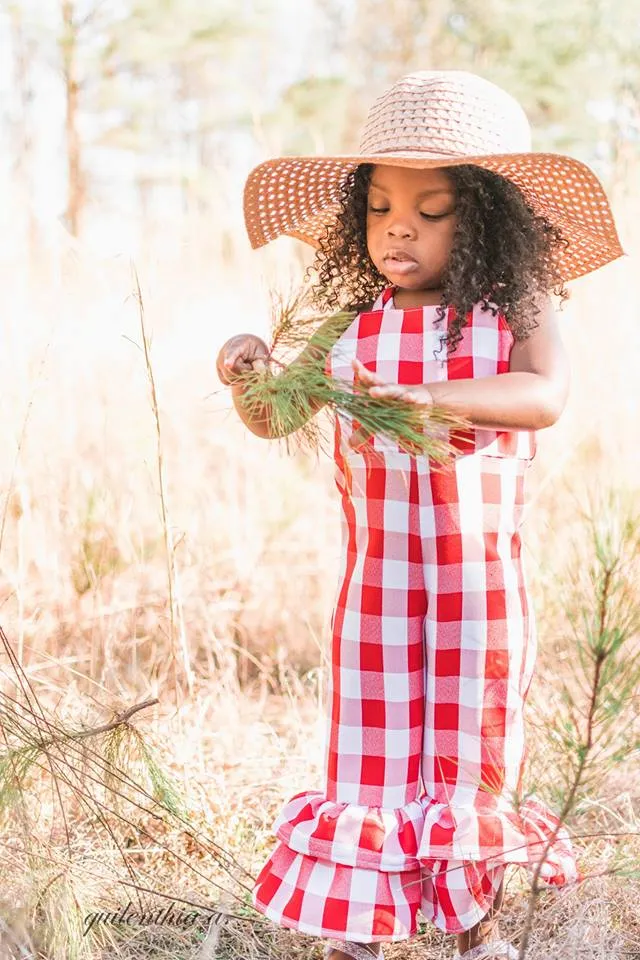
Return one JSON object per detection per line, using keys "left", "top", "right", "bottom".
{"left": 608, "top": 83, "right": 640, "bottom": 245}
{"left": 61, "top": 0, "right": 85, "bottom": 236}
{"left": 8, "top": 3, "right": 39, "bottom": 257}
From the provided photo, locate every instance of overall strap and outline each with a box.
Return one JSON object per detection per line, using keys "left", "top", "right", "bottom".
{"left": 371, "top": 285, "right": 395, "bottom": 311}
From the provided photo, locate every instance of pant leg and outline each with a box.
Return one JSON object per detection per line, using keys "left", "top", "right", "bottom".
{"left": 251, "top": 451, "right": 429, "bottom": 942}
{"left": 415, "top": 454, "right": 577, "bottom": 934}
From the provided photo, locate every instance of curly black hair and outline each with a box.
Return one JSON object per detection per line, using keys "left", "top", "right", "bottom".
{"left": 306, "top": 163, "right": 570, "bottom": 354}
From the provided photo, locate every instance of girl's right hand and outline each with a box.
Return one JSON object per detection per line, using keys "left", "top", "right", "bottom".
{"left": 216, "top": 334, "right": 270, "bottom": 385}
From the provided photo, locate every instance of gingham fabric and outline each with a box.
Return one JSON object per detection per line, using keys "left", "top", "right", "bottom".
{"left": 252, "top": 287, "right": 579, "bottom": 943}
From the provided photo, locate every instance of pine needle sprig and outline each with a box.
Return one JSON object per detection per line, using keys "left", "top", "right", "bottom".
{"left": 234, "top": 285, "right": 473, "bottom": 463}
{"left": 265, "top": 285, "right": 325, "bottom": 357}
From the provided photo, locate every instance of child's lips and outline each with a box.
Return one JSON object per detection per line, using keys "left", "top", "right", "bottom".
{"left": 383, "top": 253, "right": 420, "bottom": 275}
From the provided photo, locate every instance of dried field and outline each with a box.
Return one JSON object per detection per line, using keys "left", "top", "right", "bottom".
{"left": 0, "top": 210, "right": 638, "bottom": 960}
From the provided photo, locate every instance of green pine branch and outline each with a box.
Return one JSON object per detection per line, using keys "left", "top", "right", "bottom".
{"left": 235, "top": 285, "right": 473, "bottom": 463}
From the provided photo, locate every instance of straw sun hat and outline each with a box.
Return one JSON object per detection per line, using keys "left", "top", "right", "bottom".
{"left": 243, "top": 70, "right": 625, "bottom": 281}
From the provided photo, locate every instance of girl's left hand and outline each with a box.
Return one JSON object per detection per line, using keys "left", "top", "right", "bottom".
{"left": 352, "top": 358, "right": 434, "bottom": 406}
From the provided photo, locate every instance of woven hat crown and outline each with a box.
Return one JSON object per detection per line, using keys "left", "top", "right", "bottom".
{"left": 358, "top": 70, "right": 532, "bottom": 158}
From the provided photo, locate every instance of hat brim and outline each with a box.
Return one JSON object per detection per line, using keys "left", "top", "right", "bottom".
{"left": 243, "top": 152, "right": 625, "bottom": 282}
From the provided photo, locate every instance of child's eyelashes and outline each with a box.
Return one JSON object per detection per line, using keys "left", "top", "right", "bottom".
{"left": 367, "top": 206, "right": 450, "bottom": 221}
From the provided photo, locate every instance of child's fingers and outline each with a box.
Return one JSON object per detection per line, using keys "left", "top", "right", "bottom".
{"left": 224, "top": 348, "right": 249, "bottom": 369}
{"left": 369, "top": 384, "right": 406, "bottom": 399}
{"left": 352, "top": 358, "right": 385, "bottom": 385}
{"left": 352, "top": 359, "right": 431, "bottom": 404}
{"left": 224, "top": 351, "right": 267, "bottom": 373}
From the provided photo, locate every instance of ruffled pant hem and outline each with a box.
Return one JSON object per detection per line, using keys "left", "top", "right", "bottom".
{"left": 251, "top": 846, "right": 420, "bottom": 942}
{"left": 252, "top": 840, "right": 511, "bottom": 938}
{"left": 252, "top": 788, "right": 581, "bottom": 939}
{"left": 274, "top": 789, "right": 579, "bottom": 883}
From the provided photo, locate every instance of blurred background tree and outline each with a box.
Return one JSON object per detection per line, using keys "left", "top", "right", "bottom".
{"left": 58, "top": 0, "right": 254, "bottom": 233}
{"left": 0, "top": 0, "right": 638, "bottom": 247}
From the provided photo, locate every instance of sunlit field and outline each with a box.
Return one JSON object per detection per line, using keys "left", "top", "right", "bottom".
{"left": 0, "top": 187, "right": 638, "bottom": 960}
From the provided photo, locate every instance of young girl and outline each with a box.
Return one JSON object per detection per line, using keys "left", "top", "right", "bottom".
{"left": 217, "top": 72, "right": 624, "bottom": 960}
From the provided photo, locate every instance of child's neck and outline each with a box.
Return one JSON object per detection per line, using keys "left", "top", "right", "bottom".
{"left": 392, "top": 286, "right": 445, "bottom": 308}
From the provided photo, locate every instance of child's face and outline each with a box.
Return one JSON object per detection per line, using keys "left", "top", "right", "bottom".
{"left": 366, "top": 165, "right": 457, "bottom": 294}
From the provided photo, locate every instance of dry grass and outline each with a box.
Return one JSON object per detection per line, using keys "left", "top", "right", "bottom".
{"left": 0, "top": 206, "right": 637, "bottom": 959}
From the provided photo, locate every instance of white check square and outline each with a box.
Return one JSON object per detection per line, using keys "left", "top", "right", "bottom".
{"left": 338, "top": 725, "right": 363, "bottom": 753}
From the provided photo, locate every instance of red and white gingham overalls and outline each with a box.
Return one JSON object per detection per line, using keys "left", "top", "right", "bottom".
{"left": 252, "top": 286, "right": 578, "bottom": 943}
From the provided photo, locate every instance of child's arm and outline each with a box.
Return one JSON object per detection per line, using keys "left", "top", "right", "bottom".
{"left": 427, "top": 297, "right": 570, "bottom": 429}
{"left": 353, "top": 297, "right": 570, "bottom": 431}
{"left": 217, "top": 315, "right": 344, "bottom": 439}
